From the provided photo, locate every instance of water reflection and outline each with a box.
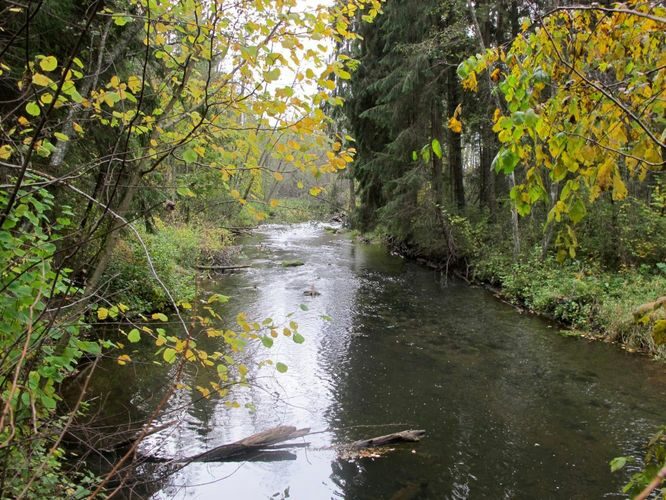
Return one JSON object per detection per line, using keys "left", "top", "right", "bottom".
{"left": 74, "top": 223, "right": 666, "bottom": 499}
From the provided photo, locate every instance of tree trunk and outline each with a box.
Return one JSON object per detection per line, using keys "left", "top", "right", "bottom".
{"left": 447, "top": 66, "right": 465, "bottom": 211}
{"left": 431, "top": 100, "right": 444, "bottom": 207}
{"left": 480, "top": 119, "right": 497, "bottom": 215}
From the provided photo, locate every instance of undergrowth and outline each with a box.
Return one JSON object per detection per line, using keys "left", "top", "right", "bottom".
{"left": 101, "top": 219, "right": 232, "bottom": 313}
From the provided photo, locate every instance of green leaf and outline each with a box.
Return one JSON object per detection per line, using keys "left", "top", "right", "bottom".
{"left": 609, "top": 456, "right": 628, "bottom": 473}
{"left": 182, "top": 149, "right": 198, "bottom": 164}
{"left": 77, "top": 340, "right": 101, "bottom": 355}
{"left": 177, "top": 186, "right": 195, "bottom": 198}
{"left": 41, "top": 395, "right": 57, "bottom": 410}
{"left": 431, "top": 139, "right": 442, "bottom": 159}
{"left": 163, "top": 348, "right": 177, "bottom": 364}
{"left": 113, "top": 14, "right": 130, "bottom": 26}
{"left": 456, "top": 61, "right": 470, "bottom": 79}
{"left": 207, "top": 294, "right": 230, "bottom": 304}
{"left": 261, "top": 336, "right": 273, "bottom": 348}
{"left": 494, "top": 148, "right": 519, "bottom": 174}
{"left": 299, "top": 304, "right": 309, "bottom": 311}
{"left": 263, "top": 68, "right": 281, "bottom": 82}
{"left": 241, "top": 45, "right": 258, "bottom": 60}
{"left": 411, "top": 150, "right": 418, "bottom": 161}
{"left": 26, "top": 101, "right": 40, "bottom": 116}
{"left": 152, "top": 312, "right": 168, "bottom": 322}
{"left": 524, "top": 108, "right": 538, "bottom": 128}
{"left": 127, "top": 328, "right": 141, "bottom": 343}
{"left": 568, "top": 198, "right": 586, "bottom": 224}
{"left": 276, "top": 362, "right": 288, "bottom": 373}
{"left": 292, "top": 332, "right": 305, "bottom": 344}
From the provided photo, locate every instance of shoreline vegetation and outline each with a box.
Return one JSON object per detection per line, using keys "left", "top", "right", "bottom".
{"left": 356, "top": 227, "right": 666, "bottom": 361}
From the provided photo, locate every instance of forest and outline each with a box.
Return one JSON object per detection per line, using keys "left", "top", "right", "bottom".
{"left": 0, "top": 0, "right": 664, "bottom": 498}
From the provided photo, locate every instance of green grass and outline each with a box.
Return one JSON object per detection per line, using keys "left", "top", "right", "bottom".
{"left": 472, "top": 246, "right": 666, "bottom": 358}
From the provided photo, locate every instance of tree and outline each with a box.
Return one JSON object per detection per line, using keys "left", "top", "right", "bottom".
{"left": 459, "top": 0, "right": 665, "bottom": 259}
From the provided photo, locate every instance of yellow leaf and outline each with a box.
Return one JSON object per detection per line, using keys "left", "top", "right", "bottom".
{"left": 273, "top": 171, "right": 284, "bottom": 181}
{"left": 309, "top": 186, "right": 322, "bottom": 196}
{"left": 32, "top": 73, "right": 51, "bottom": 86}
{"left": 448, "top": 116, "right": 462, "bottom": 134}
{"left": 39, "top": 56, "right": 57, "bottom": 72}
{"left": 127, "top": 75, "right": 142, "bottom": 93}
{"left": 40, "top": 93, "right": 53, "bottom": 104}
{"left": 196, "top": 386, "right": 211, "bottom": 398}
{"left": 97, "top": 307, "right": 109, "bottom": 320}
{"left": 18, "top": 116, "right": 29, "bottom": 126}
{"left": 462, "top": 72, "right": 478, "bottom": 92}
{"left": 72, "top": 122, "right": 84, "bottom": 135}
{"left": 270, "top": 199, "right": 279, "bottom": 208}
{"left": 612, "top": 174, "right": 627, "bottom": 201}
{"left": 0, "top": 145, "right": 13, "bottom": 160}
{"left": 117, "top": 354, "right": 131, "bottom": 365}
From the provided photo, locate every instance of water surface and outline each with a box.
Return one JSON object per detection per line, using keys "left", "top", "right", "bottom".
{"left": 78, "top": 223, "right": 666, "bottom": 499}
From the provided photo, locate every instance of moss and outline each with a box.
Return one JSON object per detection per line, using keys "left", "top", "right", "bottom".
{"left": 281, "top": 259, "right": 305, "bottom": 267}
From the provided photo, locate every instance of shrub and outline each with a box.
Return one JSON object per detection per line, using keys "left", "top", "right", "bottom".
{"left": 102, "top": 220, "right": 230, "bottom": 313}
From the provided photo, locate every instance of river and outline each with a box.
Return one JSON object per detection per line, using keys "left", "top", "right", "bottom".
{"left": 75, "top": 223, "right": 666, "bottom": 499}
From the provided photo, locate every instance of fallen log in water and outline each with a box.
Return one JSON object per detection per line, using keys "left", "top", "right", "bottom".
{"left": 195, "top": 264, "right": 251, "bottom": 271}
{"left": 349, "top": 429, "right": 426, "bottom": 449}
{"left": 188, "top": 425, "right": 310, "bottom": 462}
{"left": 135, "top": 426, "right": 426, "bottom": 464}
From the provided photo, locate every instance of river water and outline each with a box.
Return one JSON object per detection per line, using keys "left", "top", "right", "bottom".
{"left": 77, "top": 223, "right": 666, "bottom": 499}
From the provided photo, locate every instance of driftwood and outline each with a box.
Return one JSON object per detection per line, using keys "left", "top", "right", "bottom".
{"left": 133, "top": 426, "right": 426, "bottom": 465}
{"left": 188, "top": 425, "right": 310, "bottom": 462}
{"left": 195, "top": 264, "right": 251, "bottom": 271}
{"left": 349, "top": 429, "right": 426, "bottom": 449}
{"left": 100, "top": 420, "right": 179, "bottom": 454}
{"left": 221, "top": 225, "right": 257, "bottom": 233}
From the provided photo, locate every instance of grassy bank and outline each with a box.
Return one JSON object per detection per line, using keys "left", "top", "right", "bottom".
{"left": 471, "top": 245, "right": 666, "bottom": 358}
{"left": 101, "top": 219, "right": 233, "bottom": 313}
{"left": 366, "top": 203, "right": 666, "bottom": 360}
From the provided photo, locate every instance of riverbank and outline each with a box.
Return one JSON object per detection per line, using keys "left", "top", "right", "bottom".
{"left": 98, "top": 200, "right": 337, "bottom": 315}
{"left": 366, "top": 228, "right": 666, "bottom": 360}
{"left": 470, "top": 246, "right": 666, "bottom": 359}
{"left": 100, "top": 219, "right": 237, "bottom": 313}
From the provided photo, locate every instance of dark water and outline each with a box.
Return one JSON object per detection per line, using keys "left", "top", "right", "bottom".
{"left": 76, "top": 223, "right": 666, "bottom": 499}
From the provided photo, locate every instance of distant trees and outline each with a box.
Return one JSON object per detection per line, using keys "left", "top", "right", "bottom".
{"left": 339, "top": 0, "right": 664, "bottom": 264}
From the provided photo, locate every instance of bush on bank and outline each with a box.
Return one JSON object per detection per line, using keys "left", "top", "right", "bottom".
{"left": 472, "top": 244, "right": 666, "bottom": 358}
{"left": 371, "top": 197, "right": 666, "bottom": 359}
{"left": 101, "top": 219, "right": 232, "bottom": 313}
